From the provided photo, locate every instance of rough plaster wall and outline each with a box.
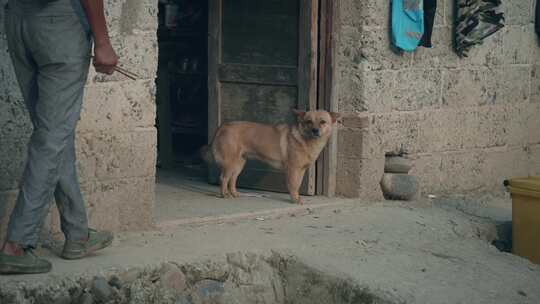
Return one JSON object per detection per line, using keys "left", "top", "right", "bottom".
{"left": 0, "top": 0, "right": 158, "bottom": 243}
{"left": 335, "top": 0, "right": 540, "bottom": 199}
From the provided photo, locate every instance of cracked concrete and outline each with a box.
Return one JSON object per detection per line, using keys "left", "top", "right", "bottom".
{"left": 1, "top": 196, "right": 539, "bottom": 304}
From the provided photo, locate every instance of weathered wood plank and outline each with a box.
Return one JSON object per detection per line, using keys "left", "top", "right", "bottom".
{"left": 322, "top": 0, "right": 340, "bottom": 197}
{"left": 218, "top": 64, "right": 298, "bottom": 86}
{"left": 208, "top": 0, "right": 221, "bottom": 141}
{"left": 220, "top": 83, "right": 297, "bottom": 125}
{"left": 222, "top": 0, "right": 299, "bottom": 66}
{"left": 298, "top": 0, "right": 319, "bottom": 196}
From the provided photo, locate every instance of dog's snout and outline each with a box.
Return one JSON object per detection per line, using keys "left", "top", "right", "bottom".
{"left": 312, "top": 128, "right": 320, "bottom": 135}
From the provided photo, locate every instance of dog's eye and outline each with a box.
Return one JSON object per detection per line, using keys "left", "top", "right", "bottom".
{"left": 320, "top": 120, "right": 326, "bottom": 124}
{"left": 306, "top": 120, "right": 313, "bottom": 125}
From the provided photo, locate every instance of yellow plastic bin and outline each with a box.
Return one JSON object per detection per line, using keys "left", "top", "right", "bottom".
{"left": 505, "top": 177, "right": 540, "bottom": 265}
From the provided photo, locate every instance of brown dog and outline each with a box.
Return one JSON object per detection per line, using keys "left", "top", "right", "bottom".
{"left": 203, "top": 109, "right": 339, "bottom": 204}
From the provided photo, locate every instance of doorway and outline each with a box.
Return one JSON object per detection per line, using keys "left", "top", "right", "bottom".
{"left": 154, "top": 0, "right": 337, "bottom": 221}
{"left": 156, "top": 0, "right": 209, "bottom": 179}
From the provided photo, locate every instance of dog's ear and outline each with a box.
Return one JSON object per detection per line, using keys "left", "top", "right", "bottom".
{"left": 329, "top": 112, "right": 341, "bottom": 123}
{"left": 292, "top": 108, "right": 306, "bottom": 120}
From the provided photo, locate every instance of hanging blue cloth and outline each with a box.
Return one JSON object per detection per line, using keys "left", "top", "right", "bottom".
{"left": 391, "top": 0, "right": 425, "bottom": 52}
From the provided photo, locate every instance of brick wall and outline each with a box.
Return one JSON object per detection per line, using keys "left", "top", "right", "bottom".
{"left": 335, "top": 0, "right": 540, "bottom": 199}
{"left": 0, "top": 0, "right": 158, "bottom": 243}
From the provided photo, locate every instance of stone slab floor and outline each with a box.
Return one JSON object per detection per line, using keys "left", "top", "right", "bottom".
{"left": 153, "top": 168, "right": 340, "bottom": 223}
{"left": 1, "top": 179, "right": 540, "bottom": 303}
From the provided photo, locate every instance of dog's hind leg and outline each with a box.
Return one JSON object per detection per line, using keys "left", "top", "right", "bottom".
{"left": 219, "top": 169, "right": 233, "bottom": 198}
{"left": 228, "top": 157, "right": 246, "bottom": 198}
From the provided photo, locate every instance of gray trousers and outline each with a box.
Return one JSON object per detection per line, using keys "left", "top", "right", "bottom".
{"left": 4, "top": 0, "right": 91, "bottom": 248}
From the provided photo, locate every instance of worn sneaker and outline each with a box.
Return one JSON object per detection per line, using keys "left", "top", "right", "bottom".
{"left": 61, "top": 229, "right": 114, "bottom": 260}
{"left": 0, "top": 249, "right": 52, "bottom": 274}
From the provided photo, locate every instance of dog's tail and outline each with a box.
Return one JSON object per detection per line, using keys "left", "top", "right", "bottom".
{"left": 199, "top": 145, "right": 214, "bottom": 164}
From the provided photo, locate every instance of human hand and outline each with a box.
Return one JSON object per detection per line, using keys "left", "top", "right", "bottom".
{"left": 93, "top": 42, "right": 118, "bottom": 75}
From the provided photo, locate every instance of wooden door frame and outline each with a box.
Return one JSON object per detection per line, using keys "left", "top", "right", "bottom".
{"left": 207, "top": 0, "right": 340, "bottom": 196}
{"left": 316, "top": 0, "right": 340, "bottom": 196}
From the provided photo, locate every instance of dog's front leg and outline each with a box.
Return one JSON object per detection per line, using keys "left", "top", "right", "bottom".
{"left": 287, "top": 166, "right": 306, "bottom": 204}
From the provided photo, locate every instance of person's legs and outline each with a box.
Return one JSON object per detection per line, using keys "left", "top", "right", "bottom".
{"left": 54, "top": 131, "right": 89, "bottom": 242}
{"left": 6, "top": 11, "right": 92, "bottom": 249}
{"left": 0, "top": 3, "right": 51, "bottom": 274}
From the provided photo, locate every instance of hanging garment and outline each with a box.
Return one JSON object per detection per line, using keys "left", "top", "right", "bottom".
{"left": 391, "top": 0, "right": 425, "bottom": 52}
{"left": 419, "top": 0, "right": 437, "bottom": 47}
{"left": 454, "top": 0, "right": 505, "bottom": 57}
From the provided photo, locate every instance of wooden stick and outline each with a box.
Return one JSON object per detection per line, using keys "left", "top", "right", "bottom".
{"left": 90, "top": 56, "right": 139, "bottom": 80}
{"left": 114, "top": 66, "right": 139, "bottom": 80}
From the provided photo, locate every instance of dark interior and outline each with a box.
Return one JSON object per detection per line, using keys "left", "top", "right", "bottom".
{"left": 156, "top": 0, "right": 209, "bottom": 178}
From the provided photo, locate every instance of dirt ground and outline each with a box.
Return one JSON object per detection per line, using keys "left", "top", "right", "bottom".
{"left": 1, "top": 192, "right": 539, "bottom": 304}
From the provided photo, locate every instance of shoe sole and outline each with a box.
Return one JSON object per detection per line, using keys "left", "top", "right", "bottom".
{"left": 0, "top": 264, "right": 52, "bottom": 274}
{"left": 60, "top": 237, "right": 114, "bottom": 260}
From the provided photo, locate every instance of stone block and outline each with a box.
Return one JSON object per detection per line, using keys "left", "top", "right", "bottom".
{"left": 336, "top": 156, "right": 384, "bottom": 200}
{"left": 85, "top": 129, "right": 156, "bottom": 181}
{"left": 118, "top": 80, "right": 156, "bottom": 129}
{"left": 0, "top": 96, "right": 32, "bottom": 140}
{"left": 359, "top": 69, "right": 395, "bottom": 113}
{"left": 500, "top": 103, "right": 530, "bottom": 148}
{"left": 336, "top": 66, "right": 365, "bottom": 113}
{"left": 391, "top": 69, "right": 442, "bottom": 111}
{"left": 528, "top": 145, "right": 540, "bottom": 176}
{"left": 370, "top": 112, "right": 421, "bottom": 155}
{"left": 0, "top": 48, "right": 22, "bottom": 102}
{"left": 0, "top": 190, "right": 17, "bottom": 245}
{"left": 117, "top": 177, "right": 154, "bottom": 231}
{"left": 442, "top": 69, "right": 496, "bottom": 108}
{"left": 358, "top": 157, "right": 386, "bottom": 200}
{"left": 78, "top": 80, "right": 156, "bottom": 133}
{"left": 380, "top": 173, "right": 418, "bottom": 201}
{"left": 501, "top": 26, "right": 534, "bottom": 65}
{"left": 159, "top": 263, "right": 187, "bottom": 295}
{"left": 484, "top": 147, "right": 530, "bottom": 191}
{"left": 105, "top": 0, "right": 158, "bottom": 37}
{"left": 90, "top": 31, "right": 158, "bottom": 83}
{"left": 527, "top": 103, "right": 540, "bottom": 145}
{"left": 491, "top": 67, "right": 530, "bottom": 105}
{"left": 438, "top": 151, "right": 488, "bottom": 194}
{"left": 337, "top": 26, "right": 363, "bottom": 68}
{"left": 357, "top": 28, "right": 412, "bottom": 71}
{"left": 78, "top": 83, "right": 126, "bottom": 133}
{"left": 84, "top": 177, "right": 154, "bottom": 232}
{"left": 0, "top": 138, "right": 27, "bottom": 191}
{"left": 0, "top": 1, "right": 5, "bottom": 35}
{"left": 336, "top": 157, "right": 362, "bottom": 198}
{"left": 340, "top": 115, "right": 370, "bottom": 129}
{"left": 348, "top": 0, "right": 387, "bottom": 28}
{"left": 75, "top": 134, "right": 98, "bottom": 184}
{"left": 91, "top": 276, "right": 115, "bottom": 303}
{"left": 444, "top": 0, "right": 455, "bottom": 27}
{"left": 531, "top": 64, "right": 540, "bottom": 104}
{"left": 417, "top": 108, "right": 478, "bottom": 153}
{"left": 416, "top": 111, "right": 447, "bottom": 153}
{"left": 337, "top": 128, "right": 368, "bottom": 159}
{"left": 476, "top": 104, "right": 528, "bottom": 149}
{"left": 409, "top": 153, "right": 444, "bottom": 195}
{"left": 192, "top": 279, "right": 225, "bottom": 304}
{"left": 502, "top": 0, "right": 534, "bottom": 25}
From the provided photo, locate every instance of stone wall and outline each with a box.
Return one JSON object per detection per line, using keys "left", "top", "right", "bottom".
{"left": 335, "top": 0, "right": 540, "bottom": 199}
{"left": 0, "top": 0, "right": 158, "bottom": 243}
